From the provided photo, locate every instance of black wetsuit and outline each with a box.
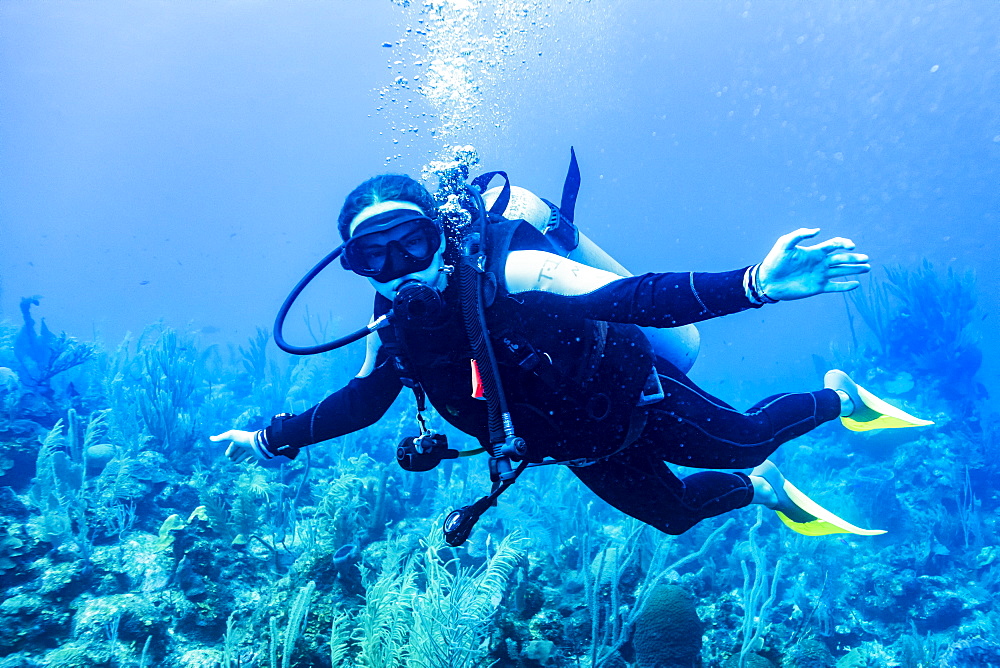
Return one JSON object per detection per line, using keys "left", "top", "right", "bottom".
{"left": 267, "top": 223, "right": 841, "bottom": 535}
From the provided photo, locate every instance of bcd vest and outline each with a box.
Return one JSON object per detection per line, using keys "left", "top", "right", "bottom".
{"left": 377, "top": 219, "right": 654, "bottom": 462}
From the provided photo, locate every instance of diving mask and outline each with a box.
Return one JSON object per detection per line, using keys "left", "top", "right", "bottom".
{"left": 340, "top": 209, "right": 442, "bottom": 283}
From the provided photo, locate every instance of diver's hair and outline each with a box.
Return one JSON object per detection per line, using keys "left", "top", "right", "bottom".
{"left": 337, "top": 174, "right": 437, "bottom": 241}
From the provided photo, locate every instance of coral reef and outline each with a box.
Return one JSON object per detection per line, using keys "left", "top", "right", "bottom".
{"left": 847, "top": 261, "right": 985, "bottom": 418}
{"left": 0, "top": 260, "right": 994, "bottom": 666}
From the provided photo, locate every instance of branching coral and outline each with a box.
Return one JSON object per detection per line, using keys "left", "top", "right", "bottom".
{"left": 312, "top": 454, "right": 397, "bottom": 548}
{"left": 267, "top": 580, "right": 315, "bottom": 668}
{"left": 25, "top": 407, "right": 165, "bottom": 559}
{"left": 27, "top": 421, "right": 91, "bottom": 558}
{"left": 13, "top": 298, "right": 95, "bottom": 401}
{"left": 98, "top": 336, "right": 151, "bottom": 453}
{"left": 355, "top": 540, "right": 419, "bottom": 667}
{"left": 352, "top": 527, "right": 525, "bottom": 667}
{"left": 240, "top": 327, "right": 297, "bottom": 418}
{"left": 407, "top": 529, "right": 524, "bottom": 666}
{"left": 738, "top": 508, "right": 782, "bottom": 667}
{"left": 96, "top": 328, "right": 202, "bottom": 455}
{"left": 136, "top": 329, "right": 201, "bottom": 453}
{"left": 848, "top": 260, "right": 983, "bottom": 410}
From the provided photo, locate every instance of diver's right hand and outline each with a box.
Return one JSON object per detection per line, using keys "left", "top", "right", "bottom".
{"left": 210, "top": 429, "right": 258, "bottom": 464}
{"left": 756, "top": 228, "right": 870, "bottom": 301}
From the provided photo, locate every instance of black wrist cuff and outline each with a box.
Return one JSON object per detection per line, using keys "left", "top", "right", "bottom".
{"left": 266, "top": 413, "right": 301, "bottom": 460}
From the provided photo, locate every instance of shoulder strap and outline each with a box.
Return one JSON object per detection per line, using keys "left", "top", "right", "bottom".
{"left": 470, "top": 171, "right": 511, "bottom": 217}
{"left": 483, "top": 218, "right": 544, "bottom": 280}
{"left": 471, "top": 148, "right": 579, "bottom": 223}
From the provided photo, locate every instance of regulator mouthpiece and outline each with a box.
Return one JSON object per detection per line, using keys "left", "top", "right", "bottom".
{"left": 393, "top": 280, "right": 445, "bottom": 325}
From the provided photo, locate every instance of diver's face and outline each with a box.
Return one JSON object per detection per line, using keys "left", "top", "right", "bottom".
{"left": 348, "top": 201, "right": 448, "bottom": 301}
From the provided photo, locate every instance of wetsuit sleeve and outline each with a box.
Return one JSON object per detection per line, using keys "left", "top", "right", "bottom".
{"left": 505, "top": 250, "right": 760, "bottom": 327}
{"left": 265, "top": 353, "right": 403, "bottom": 449}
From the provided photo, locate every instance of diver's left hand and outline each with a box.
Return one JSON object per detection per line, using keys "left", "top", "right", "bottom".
{"left": 756, "top": 228, "right": 870, "bottom": 301}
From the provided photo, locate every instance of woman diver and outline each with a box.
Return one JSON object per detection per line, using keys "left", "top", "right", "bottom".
{"left": 211, "top": 166, "right": 931, "bottom": 542}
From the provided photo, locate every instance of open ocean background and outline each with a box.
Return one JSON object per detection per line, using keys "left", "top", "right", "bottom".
{"left": 0, "top": 2, "right": 998, "bottom": 667}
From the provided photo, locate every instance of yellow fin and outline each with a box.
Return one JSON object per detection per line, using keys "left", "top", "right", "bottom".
{"left": 776, "top": 478, "right": 886, "bottom": 536}
{"left": 840, "top": 382, "right": 934, "bottom": 432}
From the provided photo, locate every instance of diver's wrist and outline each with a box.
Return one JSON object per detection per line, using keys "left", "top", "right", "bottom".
{"left": 746, "top": 264, "right": 779, "bottom": 304}
{"left": 250, "top": 429, "right": 274, "bottom": 461}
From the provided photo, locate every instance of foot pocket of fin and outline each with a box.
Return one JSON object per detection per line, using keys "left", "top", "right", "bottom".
{"left": 826, "top": 369, "right": 934, "bottom": 432}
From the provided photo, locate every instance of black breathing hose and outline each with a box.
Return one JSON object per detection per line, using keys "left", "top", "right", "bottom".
{"left": 273, "top": 244, "right": 387, "bottom": 355}
{"left": 458, "top": 184, "right": 512, "bottom": 452}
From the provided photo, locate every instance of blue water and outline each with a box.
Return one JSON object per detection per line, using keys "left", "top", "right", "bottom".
{"left": 0, "top": 2, "right": 997, "bottom": 667}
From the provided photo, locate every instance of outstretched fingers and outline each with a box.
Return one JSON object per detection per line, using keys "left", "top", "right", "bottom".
{"left": 823, "top": 279, "right": 862, "bottom": 293}
{"left": 826, "top": 247, "right": 870, "bottom": 278}
{"left": 780, "top": 228, "right": 822, "bottom": 250}
{"left": 826, "top": 263, "right": 871, "bottom": 278}
{"left": 827, "top": 251, "right": 868, "bottom": 265}
{"left": 808, "top": 237, "right": 857, "bottom": 253}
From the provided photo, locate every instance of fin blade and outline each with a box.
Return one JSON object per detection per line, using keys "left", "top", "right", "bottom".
{"left": 826, "top": 369, "right": 933, "bottom": 431}
{"left": 776, "top": 512, "right": 852, "bottom": 536}
{"left": 777, "top": 479, "right": 886, "bottom": 536}
{"left": 842, "top": 384, "right": 934, "bottom": 431}
{"left": 840, "top": 381, "right": 934, "bottom": 431}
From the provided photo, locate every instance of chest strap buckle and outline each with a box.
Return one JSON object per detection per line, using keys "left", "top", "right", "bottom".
{"left": 637, "top": 366, "right": 665, "bottom": 407}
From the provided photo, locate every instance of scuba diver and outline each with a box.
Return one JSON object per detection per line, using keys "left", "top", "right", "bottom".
{"left": 211, "top": 151, "right": 932, "bottom": 544}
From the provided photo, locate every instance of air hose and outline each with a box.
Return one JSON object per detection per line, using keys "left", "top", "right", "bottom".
{"left": 272, "top": 244, "right": 391, "bottom": 355}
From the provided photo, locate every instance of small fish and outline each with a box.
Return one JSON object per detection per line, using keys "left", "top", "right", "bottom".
{"left": 139, "top": 280, "right": 150, "bottom": 286}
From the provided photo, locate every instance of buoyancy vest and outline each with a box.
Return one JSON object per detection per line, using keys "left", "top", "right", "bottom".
{"left": 376, "top": 217, "right": 654, "bottom": 462}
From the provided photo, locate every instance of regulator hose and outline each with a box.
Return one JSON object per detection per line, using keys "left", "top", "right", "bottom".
{"left": 273, "top": 244, "right": 389, "bottom": 355}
